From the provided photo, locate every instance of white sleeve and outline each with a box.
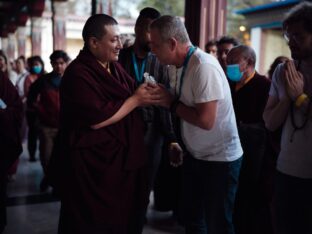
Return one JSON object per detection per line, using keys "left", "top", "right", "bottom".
{"left": 192, "top": 63, "right": 224, "bottom": 103}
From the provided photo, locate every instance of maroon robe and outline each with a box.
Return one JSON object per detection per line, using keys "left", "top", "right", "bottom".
{"left": 0, "top": 71, "right": 23, "bottom": 231}
{"left": 58, "top": 49, "right": 148, "bottom": 234}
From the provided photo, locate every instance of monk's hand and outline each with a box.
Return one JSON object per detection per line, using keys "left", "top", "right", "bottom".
{"left": 284, "top": 60, "right": 304, "bottom": 101}
{"left": 169, "top": 142, "right": 183, "bottom": 167}
{"left": 134, "top": 83, "right": 160, "bottom": 106}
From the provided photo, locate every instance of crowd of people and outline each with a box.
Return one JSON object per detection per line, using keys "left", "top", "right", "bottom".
{"left": 1, "top": 1, "right": 312, "bottom": 234}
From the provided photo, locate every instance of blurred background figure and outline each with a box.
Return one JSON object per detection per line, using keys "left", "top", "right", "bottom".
{"left": 15, "top": 55, "right": 30, "bottom": 142}
{"left": 15, "top": 56, "right": 30, "bottom": 103}
{"left": 27, "top": 50, "right": 69, "bottom": 192}
{"left": 217, "top": 36, "right": 240, "bottom": 72}
{"left": 6, "top": 56, "right": 30, "bottom": 182}
{"left": 205, "top": 39, "right": 217, "bottom": 58}
{"left": 25, "top": 56, "right": 46, "bottom": 162}
{"left": 0, "top": 51, "right": 17, "bottom": 86}
{"left": 267, "top": 56, "right": 289, "bottom": 80}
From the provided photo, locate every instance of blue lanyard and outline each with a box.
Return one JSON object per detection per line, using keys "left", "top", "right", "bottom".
{"left": 176, "top": 46, "right": 196, "bottom": 98}
{"left": 131, "top": 51, "right": 147, "bottom": 84}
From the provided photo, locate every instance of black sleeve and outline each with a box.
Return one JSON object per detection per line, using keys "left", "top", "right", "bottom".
{"left": 27, "top": 76, "right": 44, "bottom": 109}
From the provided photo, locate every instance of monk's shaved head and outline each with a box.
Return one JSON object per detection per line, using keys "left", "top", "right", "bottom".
{"left": 82, "top": 14, "right": 118, "bottom": 46}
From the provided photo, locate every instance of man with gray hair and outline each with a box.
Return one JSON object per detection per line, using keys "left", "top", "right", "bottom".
{"left": 149, "top": 15, "right": 243, "bottom": 234}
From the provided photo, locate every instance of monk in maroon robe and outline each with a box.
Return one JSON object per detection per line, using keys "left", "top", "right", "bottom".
{"left": 57, "top": 14, "right": 160, "bottom": 234}
{"left": 0, "top": 71, "right": 23, "bottom": 233}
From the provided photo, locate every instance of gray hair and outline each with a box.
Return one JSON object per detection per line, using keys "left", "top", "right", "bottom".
{"left": 231, "top": 45, "right": 256, "bottom": 67}
{"left": 150, "top": 15, "right": 190, "bottom": 43}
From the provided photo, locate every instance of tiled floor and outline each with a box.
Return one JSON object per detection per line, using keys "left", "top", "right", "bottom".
{"left": 3, "top": 144, "right": 184, "bottom": 234}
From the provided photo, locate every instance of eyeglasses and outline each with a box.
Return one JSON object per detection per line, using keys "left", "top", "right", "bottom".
{"left": 283, "top": 32, "right": 306, "bottom": 44}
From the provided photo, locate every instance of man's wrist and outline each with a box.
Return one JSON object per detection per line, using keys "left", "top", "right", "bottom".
{"left": 130, "top": 94, "right": 140, "bottom": 108}
{"left": 295, "top": 93, "right": 308, "bottom": 107}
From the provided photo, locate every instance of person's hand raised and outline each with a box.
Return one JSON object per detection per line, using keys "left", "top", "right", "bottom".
{"left": 284, "top": 60, "right": 304, "bottom": 101}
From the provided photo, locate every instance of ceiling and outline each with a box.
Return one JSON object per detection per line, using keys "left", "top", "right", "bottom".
{"left": 0, "top": 0, "right": 66, "bottom": 37}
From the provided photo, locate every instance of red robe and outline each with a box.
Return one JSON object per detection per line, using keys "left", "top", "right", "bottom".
{"left": 0, "top": 71, "right": 23, "bottom": 231}
{"left": 58, "top": 49, "right": 148, "bottom": 234}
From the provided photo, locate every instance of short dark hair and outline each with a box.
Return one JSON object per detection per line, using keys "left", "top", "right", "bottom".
{"left": 283, "top": 2, "right": 312, "bottom": 34}
{"left": 29, "top": 55, "right": 45, "bottom": 74}
{"left": 135, "top": 7, "right": 160, "bottom": 27}
{"left": 17, "top": 55, "right": 26, "bottom": 64}
{"left": 49, "top": 50, "right": 70, "bottom": 63}
{"left": 217, "top": 36, "right": 239, "bottom": 47}
{"left": 82, "top": 14, "right": 118, "bottom": 44}
{"left": 268, "top": 56, "right": 289, "bottom": 80}
{"left": 205, "top": 39, "right": 217, "bottom": 52}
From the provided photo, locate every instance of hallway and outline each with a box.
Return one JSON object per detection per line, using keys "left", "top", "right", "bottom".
{"left": 3, "top": 144, "right": 184, "bottom": 234}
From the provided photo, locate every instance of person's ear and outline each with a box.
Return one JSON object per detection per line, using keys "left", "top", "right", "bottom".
{"left": 246, "top": 58, "right": 254, "bottom": 70}
{"left": 168, "top": 37, "right": 177, "bottom": 51}
{"left": 89, "top": 37, "right": 98, "bottom": 50}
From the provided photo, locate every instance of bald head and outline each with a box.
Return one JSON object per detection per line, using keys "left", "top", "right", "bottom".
{"left": 226, "top": 45, "right": 256, "bottom": 68}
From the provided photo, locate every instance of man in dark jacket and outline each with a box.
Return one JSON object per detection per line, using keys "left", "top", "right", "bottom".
{"left": 27, "top": 50, "right": 70, "bottom": 191}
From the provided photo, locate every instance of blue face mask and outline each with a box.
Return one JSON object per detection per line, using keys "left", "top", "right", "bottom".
{"left": 226, "top": 64, "right": 243, "bottom": 82}
{"left": 32, "top": 65, "right": 42, "bottom": 74}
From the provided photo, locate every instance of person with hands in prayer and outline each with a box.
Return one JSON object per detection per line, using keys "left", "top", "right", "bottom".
{"left": 263, "top": 2, "right": 312, "bottom": 234}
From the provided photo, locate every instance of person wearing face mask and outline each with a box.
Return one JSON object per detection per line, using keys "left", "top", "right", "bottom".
{"left": 226, "top": 45, "right": 272, "bottom": 234}
{"left": 24, "top": 56, "right": 45, "bottom": 97}
{"left": 27, "top": 50, "right": 70, "bottom": 192}
{"left": 25, "top": 56, "right": 45, "bottom": 162}
{"left": 226, "top": 45, "right": 271, "bottom": 124}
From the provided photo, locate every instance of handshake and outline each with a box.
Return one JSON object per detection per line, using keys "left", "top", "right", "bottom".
{"left": 134, "top": 74, "right": 173, "bottom": 109}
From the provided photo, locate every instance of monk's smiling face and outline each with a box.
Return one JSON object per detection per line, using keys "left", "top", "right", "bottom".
{"left": 91, "top": 25, "right": 123, "bottom": 63}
